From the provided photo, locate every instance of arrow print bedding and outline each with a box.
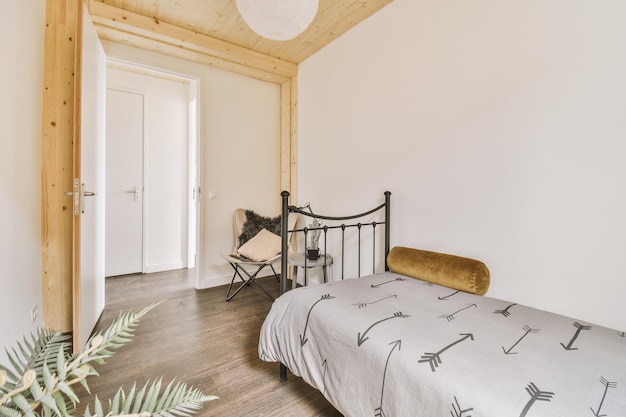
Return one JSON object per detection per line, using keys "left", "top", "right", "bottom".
{"left": 258, "top": 247, "right": 626, "bottom": 416}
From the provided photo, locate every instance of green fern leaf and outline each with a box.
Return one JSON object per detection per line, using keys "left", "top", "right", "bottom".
{"left": 84, "top": 396, "right": 104, "bottom": 417}
{"left": 67, "top": 364, "right": 92, "bottom": 395}
{"left": 16, "top": 340, "right": 32, "bottom": 369}
{"left": 155, "top": 379, "right": 175, "bottom": 411}
{"left": 0, "top": 405, "right": 22, "bottom": 417}
{"left": 31, "top": 330, "right": 69, "bottom": 375}
{"left": 29, "top": 379, "right": 44, "bottom": 401}
{"left": 38, "top": 393, "right": 61, "bottom": 417}
{"left": 56, "top": 345, "right": 66, "bottom": 380}
{"left": 4, "top": 348, "right": 24, "bottom": 383}
{"left": 120, "top": 382, "right": 136, "bottom": 414}
{"left": 78, "top": 376, "right": 91, "bottom": 394}
{"left": 78, "top": 302, "right": 162, "bottom": 372}
{"left": 153, "top": 384, "right": 216, "bottom": 417}
{"left": 2, "top": 329, "right": 70, "bottom": 390}
{"left": 110, "top": 386, "right": 121, "bottom": 415}
{"left": 94, "top": 395, "right": 104, "bottom": 417}
{"left": 85, "top": 380, "right": 216, "bottom": 417}
{"left": 1, "top": 302, "right": 216, "bottom": 417}
{"left": 131, "top": 381, "right": 149, "bottom": 414}
{"left": 10, "top": 393, "right": 33, "bottom": 416}
{"left": 56, "top": 382, "right": 79, "bottom": 405}
{"left": 39, "top": 334, "right": 71, "bottom": 377}
{"left": 69, "top": 366, "right": 87, "bottom": 380}
{"left": 51, "top": 391, "right": 69, "bottom": 416}
{"left": 42, "top": 361, "right": 55, "bottom": 393}
{"left": 143, "top": 378, "right": 162, "bottom": 413}
{"left": 163, "top": 381, "right": 185, "bottom": 410}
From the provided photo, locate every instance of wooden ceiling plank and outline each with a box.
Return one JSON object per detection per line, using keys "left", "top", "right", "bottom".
{"left": 306, "top": 0, "right": 392, "bottom": 45}
{"left": 205, "top": 0, "right": 242, "bottom": 39}
{"left": 259, "top": 0, "right": 393, "bottom": 63}
{"left": 298, "top": 0, "right": 393, "bottom": 62}
{"left": 95, "top": 24, "right": 290, "bottom": 84}
{"left": 89, "top": 1, "right": 298, "bottom": 78}
{"left": 91, "top": 0, "right": 393, "bottom": 65}
{"left": 190, "top": 0, "right": 228, "bottom": 35}
{"left": 244, "top": 0, "right": 355, "bottom": 60}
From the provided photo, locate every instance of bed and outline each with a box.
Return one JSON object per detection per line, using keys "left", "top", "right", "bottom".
{"left": 259, "top": 193, "right": 626, "bottom": 416}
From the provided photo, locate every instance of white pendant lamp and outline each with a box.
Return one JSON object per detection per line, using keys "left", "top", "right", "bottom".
{"left": 235, "top": 0, "right": 319, "bottom": 41}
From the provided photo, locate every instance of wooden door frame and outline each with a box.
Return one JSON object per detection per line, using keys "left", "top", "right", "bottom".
{"left": 42, "top": 0, "right": 82, "bottom": 338}
{"left": 41, "top": 0, "right": 297, "bottom": 351}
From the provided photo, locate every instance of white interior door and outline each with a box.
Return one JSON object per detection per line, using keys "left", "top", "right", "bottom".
{"left": 105, "top": 88, "right": 144, "bottom": 277}
{"left": 76, "top": 4, "right": 106, "bottom": 348}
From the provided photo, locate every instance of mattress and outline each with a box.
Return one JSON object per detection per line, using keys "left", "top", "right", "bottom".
{"left": 259, "top": 271, "right": 626, "bottom": 416}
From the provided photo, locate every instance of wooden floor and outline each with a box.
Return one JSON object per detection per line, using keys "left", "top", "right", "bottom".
{"left": 75, "top": 269, "right": 343, "bottom": 417}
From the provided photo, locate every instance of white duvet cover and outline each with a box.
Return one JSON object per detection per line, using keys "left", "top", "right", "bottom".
{"left": 259, "top": 272, "right": 626, "bottom": 417}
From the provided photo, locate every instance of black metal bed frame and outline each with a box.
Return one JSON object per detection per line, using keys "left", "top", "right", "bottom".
{"left": 278, "top": 190, "right": 391, "bottom": 380}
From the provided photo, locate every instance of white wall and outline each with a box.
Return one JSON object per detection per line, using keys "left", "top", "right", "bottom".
{"left": 298, "top": 0, "right": 626, "bottom": 331}
{"left": 102, "top": 42, "right": 281, "bottom": 287}
{"left": 0, "top": 0, "right": 45, "bottom": 358}
{"left": 107, "top": 67, "right": 191, "bottom": 273}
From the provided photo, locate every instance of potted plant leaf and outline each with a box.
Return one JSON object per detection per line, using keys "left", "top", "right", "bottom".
{"left": 306, "top": 218, "right": 322, "bottom": 260}
{"left": 0, "top": 302, "right": 216, "bottom": 417}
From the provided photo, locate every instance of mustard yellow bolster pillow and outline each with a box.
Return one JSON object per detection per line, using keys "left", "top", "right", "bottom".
{"left": 387, "top": 246, "right": 490, "bottom": 295}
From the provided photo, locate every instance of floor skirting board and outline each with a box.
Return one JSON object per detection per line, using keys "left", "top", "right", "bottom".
{"left": 145, "top": 261, "right": 185, "bottom": 274}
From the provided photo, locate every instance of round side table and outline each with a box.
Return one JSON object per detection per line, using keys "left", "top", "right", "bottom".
{"left": 288, "top": 253, "right": 333, "bottom": 289}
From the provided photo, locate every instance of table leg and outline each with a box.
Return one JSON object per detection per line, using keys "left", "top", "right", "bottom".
{"left": 292, "top": 266, "right": 298, "bottom": 290}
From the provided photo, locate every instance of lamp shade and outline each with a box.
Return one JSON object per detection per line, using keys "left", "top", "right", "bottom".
{"left": 235, "top": 0, "right": 319, "bottom": 41}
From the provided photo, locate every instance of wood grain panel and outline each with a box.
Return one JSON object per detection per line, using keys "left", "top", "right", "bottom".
{"left": 72, "top": 0, "right": 85, "bottom": 353}
{"left": 42, "top": 0, "right": 81, "bottom": 332}
{"left": 91, "top": 0, "right": 393, "bottom": 64}
{"left": 280, "top": 79, "right": 292, "bottom": 197}
{"left": 89, "top": 1, "right": 297, "bottom": 82}
{"left": 258, "top": 0, "right": 391, "bottom": 63}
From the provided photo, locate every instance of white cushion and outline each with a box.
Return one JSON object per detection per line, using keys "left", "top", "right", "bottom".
{"left": 237, "top": 228, "right": 282, "bottom": 262}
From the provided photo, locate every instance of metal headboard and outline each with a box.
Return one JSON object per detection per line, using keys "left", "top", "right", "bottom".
{"left": 280, "top": 190, "right": 391, "bottom": 295}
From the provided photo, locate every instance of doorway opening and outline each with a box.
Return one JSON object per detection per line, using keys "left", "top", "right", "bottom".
{"left": 104, "top": 59, "right": 200, "bottom": 286}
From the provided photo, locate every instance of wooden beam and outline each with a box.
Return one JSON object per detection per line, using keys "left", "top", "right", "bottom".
{"left": 280, "top": 80, "right": 291, "bottom": 196}
{"left": 88, "top": 0, "right": 297, "bottom": 83}
{"left": 95, "top": 25, "right": 289, "bottom": 85}
{"left": 42, "top": 0, "right": 80, "bottom": 332}
{"left": 289, "top": 77, "right": 299, "bottom": 202}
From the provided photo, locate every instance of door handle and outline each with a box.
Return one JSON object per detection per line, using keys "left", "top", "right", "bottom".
{"left": 64, "top": 179, "right": 96, "bottom": 214}
{"left": 64, "top": 191, "right": 96, "bottom": 196}
{"left": 126, "top": 186, "right": 140, "bottom": 201}
{"left": 81, "top": 187, "right": 96, "bottom": 214}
